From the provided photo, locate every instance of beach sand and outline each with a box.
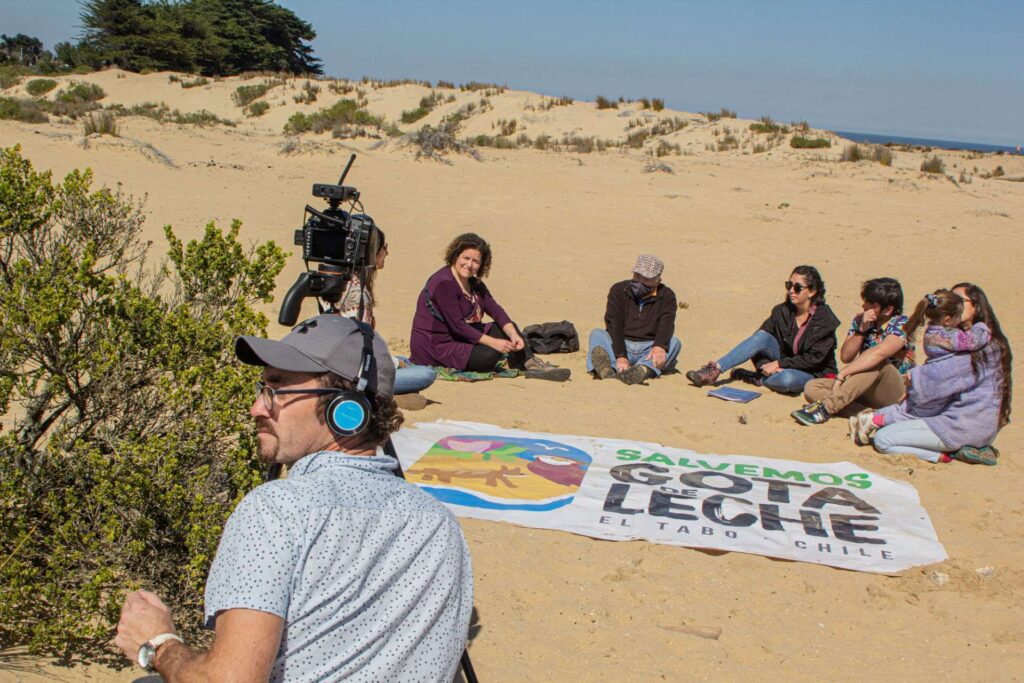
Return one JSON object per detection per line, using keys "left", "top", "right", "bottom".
{"left": 2, "top": 70, "right": 1022, "bottom": 681}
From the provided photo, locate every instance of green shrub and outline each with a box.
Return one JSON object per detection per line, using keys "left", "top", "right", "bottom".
{"left": 284, "top": 99, "right": 383, "bottom": 135}
{"left": 920, "top": 155, "right": 945, "bottom": 174}
{"left": 639, "top": 98, "right": 650, "bottom": 109}
{"left": 0, "top": 97, "right": 49, "bottom": 123}
{"left": 790, "top": 135, "right": 831, "bottom": 149}
{"left": 401, "top": 106, "right": 430, "bottom": 124}
{"left": 436, "top": 80, "right": 455, "bottom": 89}
{"left": 702, "top": 107, "right": 736, "bottom": 122}
{"left": 180, "top": 76, "right": 209, "bottom": 89}
{"left": 595, "top": 95, "right": 617, "bottom": 110}
{"left": 246, "top": 100, "right": 270, "bottom": 117}
{"left": 25, "top": 79, "right": 58, "bottom": 96}
{"left": 0, "top": 145, "right": 286, "bottom": 663}
{"left": 233, "top": 84, "right": 269, "bottom": 107}
{"left": 750, "top": 116, "right": 787, "bottom": 134}
{"left": 56, "top": 81, "right": 106, "bottom": 103}
{"left": 83, "top": 110, "right": 118, "bottom": 136}
{"left": 170, "top": 109, "right": 236, "bottom": 126}
{"left": 651, "top": 98, "right": 665, "bottom": 112}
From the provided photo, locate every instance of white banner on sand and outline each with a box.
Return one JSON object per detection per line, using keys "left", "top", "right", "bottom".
{"left": 392, "top": 420, "right": 946, "bottom": 574}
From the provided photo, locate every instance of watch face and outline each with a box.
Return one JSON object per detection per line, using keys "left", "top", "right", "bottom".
{"left": 138, "top": 643, "right": 156, "bottom": 670}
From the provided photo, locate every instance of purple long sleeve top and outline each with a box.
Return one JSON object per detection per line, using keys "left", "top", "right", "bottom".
{"left": 409, "top": 266, "right": 513, "bottom": 369}
{"left": 877, "top": 341, "right": 1004, "bottom": 450}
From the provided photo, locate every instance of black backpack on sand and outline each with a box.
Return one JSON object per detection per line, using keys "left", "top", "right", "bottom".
{"left": 522, "top": 321, "right": 580, "bottom": 354}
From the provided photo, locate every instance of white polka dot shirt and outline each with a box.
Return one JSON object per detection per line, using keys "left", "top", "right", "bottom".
{"left": 204, "top": 450, "right": 473, "bottom": 682}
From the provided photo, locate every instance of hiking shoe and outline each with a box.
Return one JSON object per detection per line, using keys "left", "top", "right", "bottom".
{"left": 686, "top": 362, "right": 721, "bottom": 387}
{"left": 848, "top": 409, "right": 878, "bottom": 446}
{"left": 524, "top": 357, "right": 571, "bottom": 382}
{"left": 618, "top": 364, "right": 653, "bottom": 385}
{"left": 952, "top": 445, "right": 999, "bottom": 466}
{"left": 590, "top": 347, "right": 616, "bottom": 380}
{"left": 729, "top": 368, "right": 763, "bottom": 387}
{"left": 792, "top": 401, "right": 830, "bottom": 426}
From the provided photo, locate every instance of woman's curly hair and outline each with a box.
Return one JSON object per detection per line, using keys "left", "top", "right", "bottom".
{"left": 443, "top": 232, "right": 492, "bottom": 278}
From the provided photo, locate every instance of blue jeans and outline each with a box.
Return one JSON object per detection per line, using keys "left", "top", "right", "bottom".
{"left": 587, "top": 328, "right": 682, "bottom": 378}
{"left": 393, "top": 358, "right": 436, "bottom": 395}
{"left": 873, "top": 419, "right": 949, "bottom": 463}
{"left": 716, "top": 329, "right": 813, "bottom": 395}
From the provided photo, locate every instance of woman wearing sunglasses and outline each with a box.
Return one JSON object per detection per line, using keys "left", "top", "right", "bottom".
{"left": 686, "top": 265, "right": 840, "bottom": 394}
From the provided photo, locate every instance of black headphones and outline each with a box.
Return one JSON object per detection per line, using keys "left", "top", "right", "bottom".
{"left": 324, "top": 321, "right": 377, "bottom": 437}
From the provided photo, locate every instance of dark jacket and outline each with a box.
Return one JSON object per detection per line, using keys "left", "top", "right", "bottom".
{"left": 604, "top": 280, "right": 677, "bottom": 358}
{"left": 410, "top": 266, "right": 513, "bottom": 369}
{"left": 757, "top": 302, "right": 840, "bottom": 377}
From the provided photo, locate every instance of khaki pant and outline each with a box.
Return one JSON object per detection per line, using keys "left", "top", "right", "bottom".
{"left": 803, "top": 364, "right": 905, "bottom": 416}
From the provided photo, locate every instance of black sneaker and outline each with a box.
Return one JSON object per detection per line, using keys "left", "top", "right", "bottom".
{"left": 791, "top": 401, "right": 830, "bottom": 426}
{"left": 590, "top": 347, "right": 616, "bottom": 380}
{"left": 729, "top": 368, "right": 763, "bottom": 386}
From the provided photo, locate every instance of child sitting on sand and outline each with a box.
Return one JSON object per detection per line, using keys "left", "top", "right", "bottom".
{"left": 849, "top": 289, "right": 990, "bottom": 448}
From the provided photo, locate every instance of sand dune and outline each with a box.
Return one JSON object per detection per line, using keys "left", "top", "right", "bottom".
{"left": 2, "top": 69, "right": 1022, "bottom": 681}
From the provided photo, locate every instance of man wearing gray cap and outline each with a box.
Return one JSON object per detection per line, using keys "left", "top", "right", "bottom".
{"left": 115, "top": 315, "right": 473, "bottom": 682}
{"left": 586, "top": 255, "right": 682, "bottom": 385}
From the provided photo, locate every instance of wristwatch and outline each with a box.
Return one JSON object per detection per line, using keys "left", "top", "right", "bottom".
{"left": 137, "top": 632, "right": 183, "bottom": 671}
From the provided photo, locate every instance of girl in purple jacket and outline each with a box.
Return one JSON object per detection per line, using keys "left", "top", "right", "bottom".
{"left": 851, "top": 284, "right": 1012, "bottom": 464}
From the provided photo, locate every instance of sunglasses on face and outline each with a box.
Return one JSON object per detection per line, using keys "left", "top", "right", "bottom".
{"left": 785, "top": 281, "right": 809, "bottom": 294}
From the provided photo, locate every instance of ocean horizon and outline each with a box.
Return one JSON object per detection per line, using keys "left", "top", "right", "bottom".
{"left": 834, "top": 130, "right": 1020, "bottom": 154}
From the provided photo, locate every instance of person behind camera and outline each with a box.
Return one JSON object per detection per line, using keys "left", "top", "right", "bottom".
{"left": 586, "top": 254, "right": 682, "bottom": 384}
{"left": 410, "top": 232, "right": 570, "bottom": 381}
{"left": 115, "top": 315, "right": 473, "bottom": 682}
{"left": 334, "top": 228, "right": 437, "bottom": 398}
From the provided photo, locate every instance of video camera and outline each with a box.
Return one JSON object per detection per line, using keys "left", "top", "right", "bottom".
{"left": 278, "top": 154, "right": 383, "bottom": 326}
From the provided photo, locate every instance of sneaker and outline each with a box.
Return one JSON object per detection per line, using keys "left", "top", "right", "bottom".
{"left": 729, "top": 368, "right": 763, "bottom": 386}
{"left": 791, "top": 401, "right": 830, "bottom": 426}
{"left": 848, "top": 409, "right": 878, "bottom": 446}
{"left": 524, "top": 357, "right": 571, "bottom": 382}
{"left": 685, "top": 362, "right": 721, "bottom": 387}
{"left": 618, "top": 364, "right": 652, "bottom": 385}
{"left": 590, "top": 347, "right": 616, "bottom": 380}
{"left": 952, "top": 445, "right": 999, "bottom": 466}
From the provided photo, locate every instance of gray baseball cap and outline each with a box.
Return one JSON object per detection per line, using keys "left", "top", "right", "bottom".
{"left": 235, "top": 315, "right": 396, "bottom": 398}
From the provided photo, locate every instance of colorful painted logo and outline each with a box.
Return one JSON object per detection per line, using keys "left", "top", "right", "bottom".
{"left": 406, "top": 435, "right": 592, "bottom": 511}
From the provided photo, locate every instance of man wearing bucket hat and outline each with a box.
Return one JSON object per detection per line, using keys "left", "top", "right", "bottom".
{"left": 586, "top": 254, "right": 682, "bottom": 385}
{"left": 115, "top": 314, "right": 473, "bottom": 682}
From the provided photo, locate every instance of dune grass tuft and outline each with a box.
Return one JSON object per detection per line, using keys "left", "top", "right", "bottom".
{"left": 790, "top": 135, "right": 831, "bottom": 149}
{"left": 595, "top": 95, "right": 618, "bottom": 110}
{"left": 0, "top": 97, "right": 49, "bottom": 123}
{"left": 83, "top": 111, "right": 119, "bottom": 136}
{"left": 842, "top": 143, "right": 893, "bottom": 166}
{"left": 920, "top": 155, "right": 945, "bottom": 174}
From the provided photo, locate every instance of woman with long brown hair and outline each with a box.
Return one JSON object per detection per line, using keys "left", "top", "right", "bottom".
{"left": 865, "top": 283, "right": 1012, "bottom": 464}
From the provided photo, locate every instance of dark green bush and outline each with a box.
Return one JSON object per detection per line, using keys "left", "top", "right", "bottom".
{"left": 25, "top": 78, "right": 58, "bottom": 96}
{"left": 283, "top": 99, "right": 383, "bottom": 135}
{"left": 233, "top": 84, "right": 269, "bottom": 107}
{"left": 651, "top": 98, "right": 665, "bottom": 111}
{"left": 246, "top": 100, "right": 270, "bottom": 117}
{"left": 790, "top": 136, "right": 831, "bottom": 149}
{"left": 400, "top": 106, "right": 430, "bottom": 123}
{"left": 0, "top": 145, "right": 286, "bottom": 663}
{"left": 0, "top": 96, "right": 49, "bottom": 122}
{"left": 56, "top": 81, "right": 105, "bottom": 103}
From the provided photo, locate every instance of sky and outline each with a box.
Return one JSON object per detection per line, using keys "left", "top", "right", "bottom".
{"left": 3, "top": 0, "right": 1022, "bottom": 146}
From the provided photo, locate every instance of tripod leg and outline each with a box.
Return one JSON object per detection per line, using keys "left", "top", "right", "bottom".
{"left": 460, "top": 649, "right": 479, "bottom": 683}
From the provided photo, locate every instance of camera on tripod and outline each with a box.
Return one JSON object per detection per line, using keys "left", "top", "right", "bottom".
{"left": 279, "top": 154, "right": 383, "bottom": 326}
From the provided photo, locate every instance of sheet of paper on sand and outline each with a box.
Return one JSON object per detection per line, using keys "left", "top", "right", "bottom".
{"left": 393, "top": 420, "right": 947, "bottom": 574}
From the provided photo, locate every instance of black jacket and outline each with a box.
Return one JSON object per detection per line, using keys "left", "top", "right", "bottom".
{"left": 757, "top": 302, "right": 840, "bottom": 377}
{"left": 604, "top": 280, "right": 677, "bottom": 358}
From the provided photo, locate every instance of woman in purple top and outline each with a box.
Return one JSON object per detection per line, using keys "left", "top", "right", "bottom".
{"left": 410, "top": 233, "right": 569, "bottom": 381}
{"left": 866, "top": 283, "right": 1012, "bottom": 464}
